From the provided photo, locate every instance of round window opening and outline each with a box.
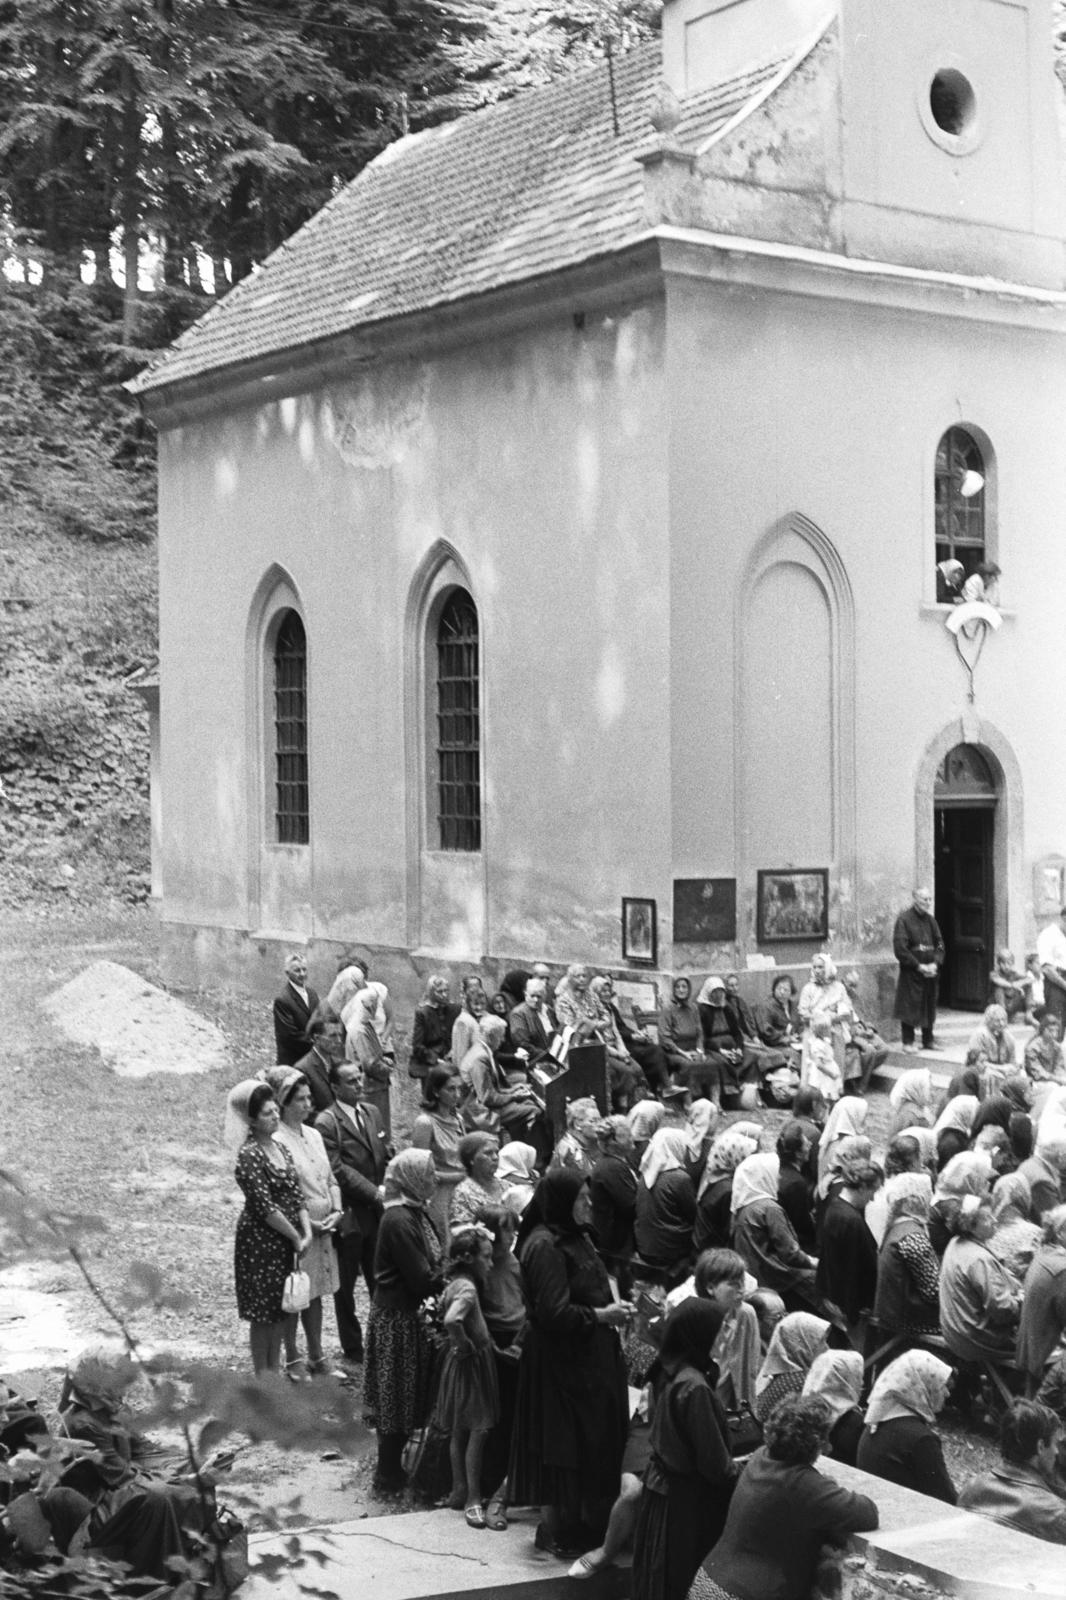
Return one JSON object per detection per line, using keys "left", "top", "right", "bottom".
{"left": 929, "top": 69, "right": 976, "bottom": 137}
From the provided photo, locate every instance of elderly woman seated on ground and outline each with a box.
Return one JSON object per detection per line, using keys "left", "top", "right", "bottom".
{"left": 967, "top": 1004, "right": 1018, "bottom": 1082}
{"left": 939, "top": 1194, "right": 1022, "bottom": 1366}
{"left": 2, "top": 1350, "right": 229, "bottom": 1584}
{"left": 959, "top": 1401, "right": 1066, "bottom": 1544}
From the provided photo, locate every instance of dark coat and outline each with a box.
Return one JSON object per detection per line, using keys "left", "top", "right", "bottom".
{"left": 508, "top": 1001, "right": 554, "bottom": 1060}
{"left": 273, "top": 982, "right": 320, "bottom": 1065}
{"left": 635, "top": 1170, "right": 698, "bottom": 1269}
{"left": 293, "top": 1046, "right": 335, "bottom": 1114}
{"left": 371, "top": 1204, "right": 442, "bottom": 1312}
{"left": 892, "top": 906, "right": 945, "bottom": 1025}
{"left": 777, "top": 1164, "right": 816, "bottom": 1255}
{"left": 315, "top": 1102, "right": 390, "bottom": 1239}
{"left": 409, "top": 1001, "right": 461, "bottom": 1076}
{"left": 701, "top": 1448, "right": 878, "bottom": 1600}
{"left": 815, "top": 1195, "right": 878, "bottom": 1325}
{"left": 694, "top": 1176, "right": 733, "bottom": 1255}
{"left": 856, "top": 1415, "right": 957, "bottom": 1504}
{"left": 959, "top": 1461, "right": 1066, "bottom": 1543}
{"left": 590, "top": 1152, "right": 638, "bottom": 1262}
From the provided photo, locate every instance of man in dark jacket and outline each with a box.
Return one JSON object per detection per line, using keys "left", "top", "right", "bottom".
{"left": 960, "top": 1401, "right": 1066, "bottom": 1544}
{"left": 273, "top": 951, "right": 320, "bottom": 1065}
{"left": 316, "top": 1061, "right": 391, "bottom": 1364}
{"left": 892, "top": 888, "right": 945, "bottom": 1053}
{"left": 293, "top": 1006, "right": 343, "bottom": 1114}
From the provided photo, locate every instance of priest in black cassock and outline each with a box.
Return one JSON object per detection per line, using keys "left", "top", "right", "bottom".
{"left": 892, "top": 888, "right": 945, "bottom": 1053}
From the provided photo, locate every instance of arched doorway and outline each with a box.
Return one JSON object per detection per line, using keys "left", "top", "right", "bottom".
{"left": 934, "top": 745, "right": 998, "bottom": 1010}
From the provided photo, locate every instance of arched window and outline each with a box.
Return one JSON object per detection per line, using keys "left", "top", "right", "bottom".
{"left": 435, "top": 591, "right": 480, "bottom": 851}
{"left": 273, "top": 609, "right": 309, "bottom": 844}
{"left": 935, "top": 426, "right": 986, "bottom": 582}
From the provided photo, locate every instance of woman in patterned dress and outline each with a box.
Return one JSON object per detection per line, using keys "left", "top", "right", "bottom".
{"left": 229, "top": 1080, "right": 312, "bottom": 1376}
{"left": 270, "top": 1066, "right": 343, "bottom": 1378}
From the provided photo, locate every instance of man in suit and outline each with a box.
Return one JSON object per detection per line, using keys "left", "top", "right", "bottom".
{"left": 509, "top": 976, "right": 556, "bottom": 1062}
{"left": 294, "top": 1006, "right": 344, "bottom": 1114}
{"left": 273, "top": 951, "right": 320, "bottom": 1065}
{"left": 316, "top": 1060, "right": 392, "bottom": 1364}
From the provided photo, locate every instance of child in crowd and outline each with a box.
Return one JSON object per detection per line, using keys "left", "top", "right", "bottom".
{"left": 988, "top": 949, "right": 1032, "bottom": 1020}
{"left": 1025, "top": 1012, "right": 1066, "bottom": 1083}
{"left": 434, "top": 1228, "right": 501, "bottom": 1527}
{"left": 806, "top": 1018, "right": 842, "bottom": 1104}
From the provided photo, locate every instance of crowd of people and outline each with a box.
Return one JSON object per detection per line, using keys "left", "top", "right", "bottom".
{"left": 220, "top": 946, "right": 1066, "bottom": 1600}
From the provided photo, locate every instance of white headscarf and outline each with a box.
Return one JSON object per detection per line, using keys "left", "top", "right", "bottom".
{"left": 224, "top": 1078, "right": 267, "bottom": 1154}
{"left": 640, "top": 1128, "right": 692, "bottom": 1192}
{"left": 628, "top": 1100, "right": 666, "bottom": 1141}
{"left": 890, "top": 1069, "right": 933, "bottom": 1112}
{"left": 687, "top": 1098, "right": 720, "bottom": 1154}
{"left": 730, "top": 1152, "right": 781, "bottom": 1215}
{"left": 698, "top": 1129, "right": 760, "bottom": 1199}
{"left": 864, "top": 1350, "right": 953, "bottom": 1432}
{"left": 755, "top": 1311, "right": 829, "bottom": 1396}
{"left": 933, "top": 1095, "right": 980, "bottom": 1136}
{"left": 496, "top": 1142, "right": 538, "bottom": 1214}
{"left": 817, "top": 1098, "right": 868, "bottom": 1195}
{"left": 802, "top": 1350, "right": 864, "bottom": 1425}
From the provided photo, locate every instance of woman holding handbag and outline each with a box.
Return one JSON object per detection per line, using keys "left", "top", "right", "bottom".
{"left": 270, "top": 1067, "right": 344, "bottom": 1379}
{"left": 226, "top": 1081, "right": 312, "bottom": 1376}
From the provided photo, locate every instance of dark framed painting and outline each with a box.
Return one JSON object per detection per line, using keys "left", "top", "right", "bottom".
{"left": 756, "top": 869, "right": 829, "bottom": 944}
{"left": 673, "top": 878, "right": 737, "bottom": 944}
{"left": 622, "top": 898, "right": 657, "bottom": 966}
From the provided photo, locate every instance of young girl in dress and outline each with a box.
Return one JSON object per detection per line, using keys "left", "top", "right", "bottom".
{"left": 435, "top": 1227, "right": 501, "bottom": 1527}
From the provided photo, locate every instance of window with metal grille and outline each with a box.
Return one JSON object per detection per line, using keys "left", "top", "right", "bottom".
{"left": 274, "top": 610, "right": 309, "bottom": 844}
{"left": 935, "top": 427, "right": 986, "bottom": 581}
{"left": 436, "top": 591, "right": 481, "bottom": 851}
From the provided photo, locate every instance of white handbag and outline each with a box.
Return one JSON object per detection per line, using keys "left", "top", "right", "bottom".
{"left": 282, "top": 1260, "right": 311, "bottom": 1314}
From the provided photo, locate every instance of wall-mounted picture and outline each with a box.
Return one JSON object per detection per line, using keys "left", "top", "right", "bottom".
{"left": 622, "top": 897, "right": 657, "bottom": 965}
{"left": 673, "top": 878, "right": 737, "bottom": 944}
{"left": 756, "top": 868, "right": 829, "bottom": 944}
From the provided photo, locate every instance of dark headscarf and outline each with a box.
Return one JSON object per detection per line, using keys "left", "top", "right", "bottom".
{"left": 535, "top": 1166, "right": 587, "bottom": 1235}
{"left": 972, "top": 1095, "right": 1012, "bottom": 1137}
{"left": 1001, "top": 1075, "right": 1034, "bottom": 1114}
{"left": 500, "top": 968, "right": 533, "bottom": 1007}
{"left": 659, "top": 1299, "right": 725, "bottom": 1380}
{"left": 943, "top": 1068, "right": 981, "bottom": 1105}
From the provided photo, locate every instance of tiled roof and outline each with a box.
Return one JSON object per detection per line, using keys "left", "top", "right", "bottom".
{"left": 131, "top": 42, "right": 796, "bottom": 397}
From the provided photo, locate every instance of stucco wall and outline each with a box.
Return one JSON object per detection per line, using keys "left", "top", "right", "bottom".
{"left": 666, "top": 264, "right": 1066, "bottom": 965}
{"left": 157, "top": 298, "right": 670, "bottom": 966}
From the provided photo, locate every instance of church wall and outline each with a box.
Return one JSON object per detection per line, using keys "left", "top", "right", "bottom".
{"left": 156, "top": 297, "right": 671, "bottom": 974}
{"left": 666, "top": 267, "right": 1066, "bottom": 968}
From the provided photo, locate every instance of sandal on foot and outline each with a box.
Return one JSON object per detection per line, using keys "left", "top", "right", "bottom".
{"left": 465, "top": 1504, "right": 487, "bottom": 1529}
{"left": 484, "top": 1500, "right": 508, "bottom": 1531}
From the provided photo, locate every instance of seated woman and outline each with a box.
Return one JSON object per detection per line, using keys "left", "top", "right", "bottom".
{"left": 732, "top": 1154, "right": 819, "bottom": 1315}
{"left": 972, "top": 1085, "right": 1033, "bottom": 1169}
{"left": 797, "top": 955, "right": 852, "bottom": 1090}
{"left": 856, "top": 1350, "right": 957, "bottom": 1504}
{"left": 660, "top": 977, "right": 713, "bottom": 1085}
{"left": 452, "top": 977, "right": 490, "bottom": 1069}
{"left": 776, "top": 1121, "right": 817, "bottom": 1255}
{"left": 933, "top": 1092, "right": 981, "bottom": 1153}
{"left": 801, "top": 1349, "right": 865, "bottom": 1466}
{"left": 724, "top": 973, "right": 791, "bottom": 1091}
{"left": 816, "top": 1097, "right": 869, "bottom": 1203}
{"left": 591, "top": 975, "right": 669, "bottom": 1100}
{"left": 696, "top": 978, "right": 757, "bottom": 1108}
{"left": 635, "top": 1128, "right": 698, "bottom": 1283}
{"left": 841, "top": 968, "right": 890, "bottom": 1094}
{"left": 866, "top": 1135, "right": 932, "bottom": 1246}
{"left": 989, "top": 949, "right": 1034, "bottom": 1020}
{"left": 873, "top": 1172, "right": 940, "bottom": 1344}
{"left": 755, "top": 975, "right": 802, "bottom": 1058}
{"left": 929, "top": 1150, "right": 993, "bottom": 1256}
{"left": 1025, "top": 1013, "right": 1066, "bottom": 1084}
{"left": 752, "top": 1311, "right": 830, "bottom": 1424}
{"left": 685, "top": 1099, "right": 720, "bottom": 1188}
{"left": 1018, "top": 1205, "right": 1066, "bottom": 1386}
{"left": 631, "top": 1301, "right": 736, "bottom": 1600}
{"left": 887, "top": 1068, "right": 935, "bottom": 1143}
{"left": 692, "top": 1395, "right": 878, "bottom": 1600}
{"left": 987, "top": 1171, "right": 1042, "bottom": 1285}
{"left": 694, "top": 1129, "right": 760, "bottom": 1255}
{"left": 959, "top": 1401, "right": 1066, "bottom": 1544}
{"left": 628, "top": 1100, "right": 666, "bottom": 1165}
{"left": 410, "top": 975, "right": 461, "bottom": 1079}
{"left": 967, "top": 1004, "right": 1018, "bottom": 1078}
{"left": 939, "top": 1195, "right": 1021, "bottom": 1366}
{"left": 553, "top": 1097, "right": 607, "bottom": 1178}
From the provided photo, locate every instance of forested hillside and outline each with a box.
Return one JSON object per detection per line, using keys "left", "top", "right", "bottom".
{"left": 0, "top": 2, "right": 658, "bottom": 908}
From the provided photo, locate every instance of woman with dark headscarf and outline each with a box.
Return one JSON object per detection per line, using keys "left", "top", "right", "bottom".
{"left": 631, "top": 1301, "right": 735, "bottom": 1600}
{"left": 364, "top": 1150, "right": 444, "bottom": 1494}
{"left": 509, "top": 1168, "right": 631, "bottom": 1557}
{"left": 973, "top": 1081, "right": 1033, "bottom": 1165}
{"left": 659, "top": 977, "right": 710, "bottom": 1082}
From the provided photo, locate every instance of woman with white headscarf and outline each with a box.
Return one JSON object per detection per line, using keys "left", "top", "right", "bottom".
{"left": 497, "top": 1141, "right": 539, "bottom": 1217}
{"left": 346, "top": 987, "right": 392, "bottom": 1133}
{"left": 816, "top": 1098, "right": 869, "bottom": 1200}
{"left": 731, "top": 1153, "right": 818, "bottom": 1312}
{"left": 873, "top": 1172, "right": 940, "bottom": 1340}
{"left": 753, "top": 1310, "right": 829, "bottom": 1423}
{"left": 685, "top": 1099, "right": 720, "bottom": 1190}
{"left": 856, "top": 1351, "right": 957, "bottom": 1503}
{"left": 227, "top": 1080, "right": 312, "bottom": 1377}
{"left": 887, "top": 1068, "right": 934, "bottom": 1142}
{"left": 364, "top": 1149, "right": 444, "bottom": 1494}
{"left": 797, "top": 955, "right": 853, "bottom": 1090}
{"left": 634, "top": 1128, "right": 697, "bottom": 1281}
{"left": 802, "top": 1349, "right": 865, "bottom": 1465}
{"left": 693, "top": 1129, "right": 760, "bottom": 1254}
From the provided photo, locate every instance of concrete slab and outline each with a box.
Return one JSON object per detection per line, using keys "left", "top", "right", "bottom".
{"left": 243, "top": 1508, "right": 629, "bottom": 1600}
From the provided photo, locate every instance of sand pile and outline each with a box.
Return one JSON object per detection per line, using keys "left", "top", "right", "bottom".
{"left": 41, "top": 959, "right": 229, "bottom": 1076}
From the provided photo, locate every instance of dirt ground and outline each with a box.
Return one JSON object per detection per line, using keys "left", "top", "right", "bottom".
{"left": 1, "top": 906, "right": 997, "bottom": 1530}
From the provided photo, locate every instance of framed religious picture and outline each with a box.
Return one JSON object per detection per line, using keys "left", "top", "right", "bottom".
{"left": 673, "top": 878, "right": 737, "bottom": 944}
{"left": 756, "top": 868, "right": 829, "bottom": 944}
{"left": 622, "top": 897, "right": 657, "bottom": 966}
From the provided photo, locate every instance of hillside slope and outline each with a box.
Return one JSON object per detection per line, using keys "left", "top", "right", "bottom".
{"left": 0, "top": 281, "right": 199, "bottom": 909}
